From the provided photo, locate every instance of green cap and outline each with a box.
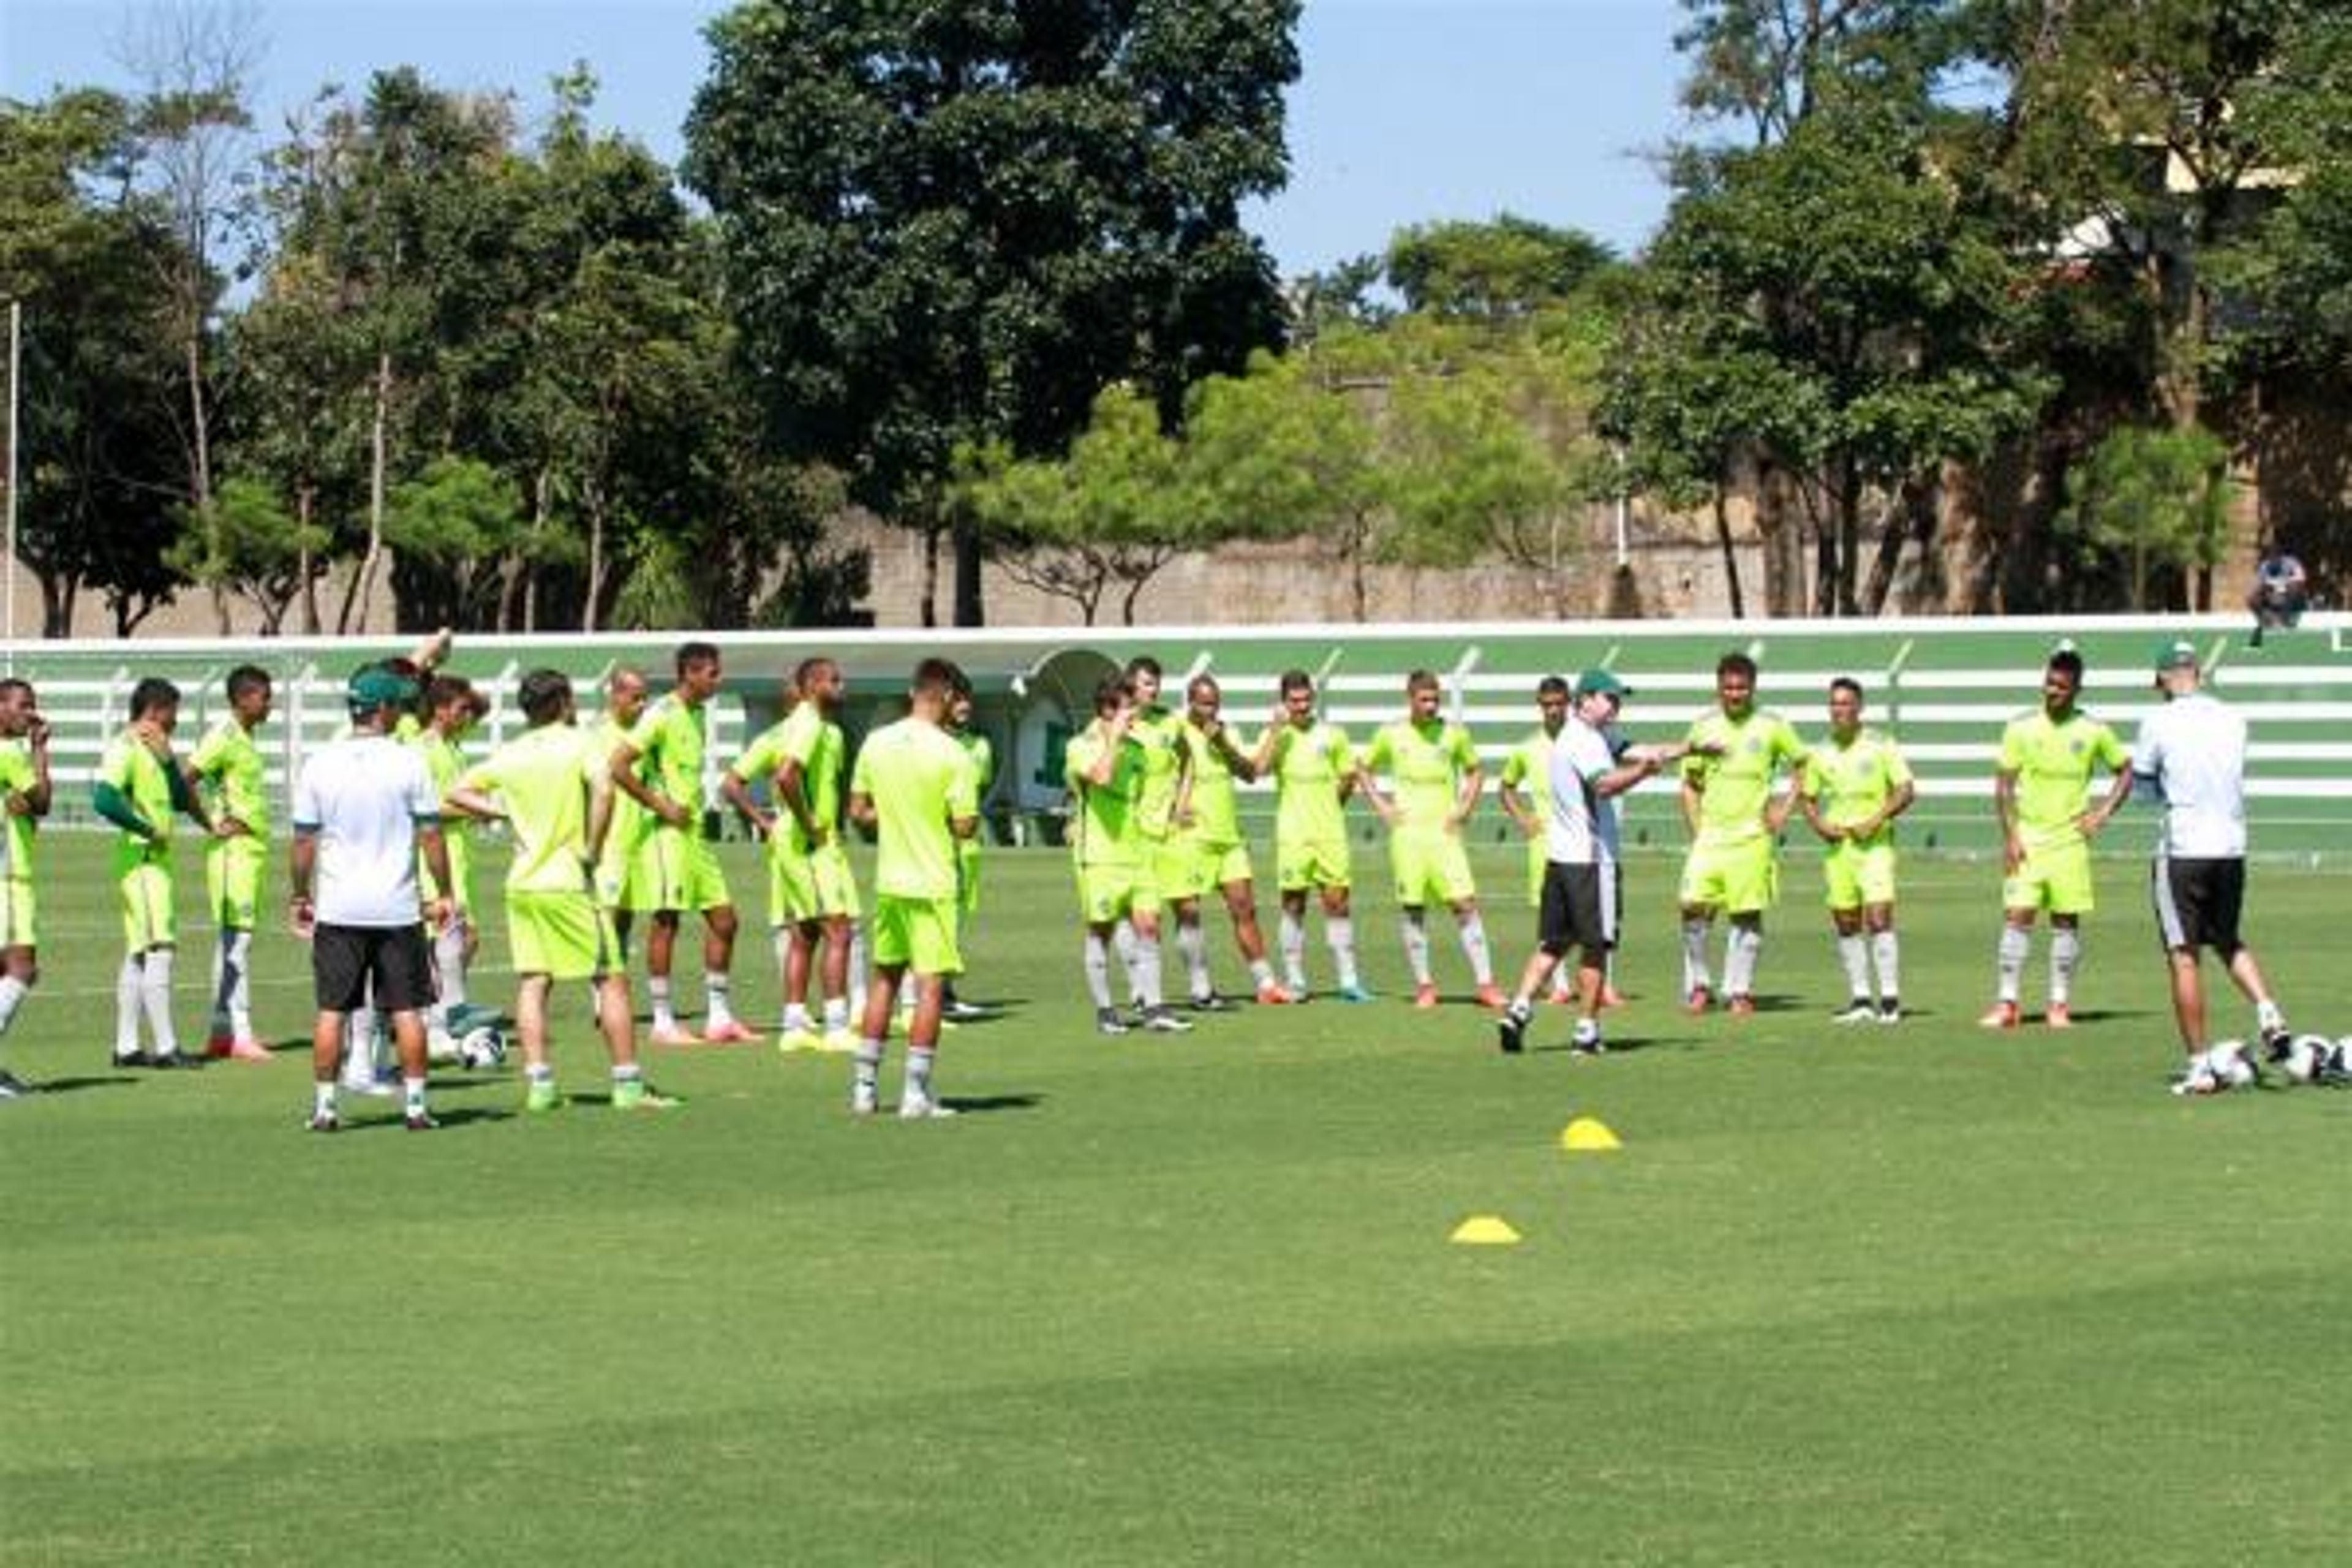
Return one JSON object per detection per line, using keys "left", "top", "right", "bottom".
{"left": 347, "top": 666, "right": 418, "bottom": 713}
{"left": 1574, "top": 669, "right": 1630, "bottom": 701}
{"left": 2151, "top": 639, "right": 2199, "bottom": 674}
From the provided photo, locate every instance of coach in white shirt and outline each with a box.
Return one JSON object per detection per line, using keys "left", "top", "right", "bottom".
{"left": 290, "top": 666, "right": 456, "bottom": 1131}
{"left": 2133, "top": 640, "right": 2293, "bottom": 1095}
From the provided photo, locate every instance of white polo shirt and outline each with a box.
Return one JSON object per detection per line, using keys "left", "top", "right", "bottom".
{"left": 1545, "top": 717, "right": 1625, "bottom": 866}
{"left": 292, "top": 733, "right": 441, "bottom": 927}
{"left": 2130, "top": 690, "right": 2247, "bottom": 859}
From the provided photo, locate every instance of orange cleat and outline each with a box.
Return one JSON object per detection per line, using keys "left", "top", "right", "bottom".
{"left": 1412, "top": 982, "right": 1441, "bottom": 1010}
{"left": 1255, "top": 982, "right": 1296, "bottom": 1006}
{"left": 649, "top": 1024, "right": 703, "bottom": 1047}
{"left": 1684, "top": 985, "right": 1714, "bottom": 1016}
{"left": 2043, "top": 1003, "right": 2073, "bottom": 1030}
{"left": 1474, "top": 984, "right": 1509, "bottom": 1011}
{"left": 1727, "top": 994, "right": 1757, "bottom": 1017}
{"left": 227, "top": 1038, "right": 272, "bottom": 1063}
{"left": 1977, "top": 1001, "right": 2021, "bottom": 1030}
{"left": 1600, "top": 984, "right": 1629, "bottom": 1009}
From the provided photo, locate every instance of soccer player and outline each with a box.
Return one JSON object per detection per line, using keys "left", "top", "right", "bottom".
{"left": 2133, "top": 640, "right": 2294, "bottom": 1095}
{"left": 1066, "top": 677, "right": 1191, "bottom": 1035}
{"left": 612, "top": 641, "right": 755, "bottom": 1045}
{"left": 1798, "top": 678, "right": 1917, "bottom": 1023}
{"left": 189, "top": 665, "right": 276, "bottom": 1061}
{"left": 1497, "top": 677, "right": 1578, "bottom": 1006}
{"left": 290, "top": 667, "right": 454, "bottom": 1131}
{"left": 1357, "top": 670, "right": 1504, "bottom": 1009}
{"left": 1167, "top": 673, "right": 1289, "bottom": 1008}
{"left": 593, "top": 665, "right": 652, "bottom": 948}
{"left": 1251, "top": 669, "right": 1368, "bottom": 1002}
{"left": 1500, "top": 671, "right": 1705, "bottom": 1054}
{"left": 445, "top": 669, "right": 676, "bottom": 1114}
{"left": 410, "top": 676, "right": 487, "bottom": 1044}
{"left": 1677, "top": 652, "right": 1807, "bottom": 1016}
{"left": 93, "top": 677, "right": 226, "bottom": 1071}
{"left": 1980, "top": 647, "right": 2133, "bottom": 1030}
{"left": 943, "top": 670, "right": 991, "bottom": 1020}
{"left": 845, "top": 657, "right": 982, "bottom": 1118}
{"left": 1125, "top": 657, "right": 1193, "bottom": 1010}
{"left": 722, "top": 657, "right": 862, "bottom": 1054}
{"left": 0, "top": 679, "right": 52, "bottom": 1098}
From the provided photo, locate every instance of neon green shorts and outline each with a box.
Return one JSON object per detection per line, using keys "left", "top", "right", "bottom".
{"left": 1390, "top": 826, "right": 1476, "bottom": 908}
{"left": 508, "top": 888, "right": 620, "bottom": 981}
{"left": 1144, "top": 837, "right": 1197, "bottom": 903}
{"left": 1, "top": 877, "right": 36, "bottom": 949}
{"left": 872, "top": 894, "right": 962, "bottom": 976}
{"left": 118, "top": 860, "right": 176, "bottom": 951}
{"left": 1276, "top": 834, "right": 1352, "bottom": 894}
{"left": 769, "top": 841, "right": 861, "bottom": 926}
{"left": 207, "top": 837, "right": 268, "bottom": 930}
{"left": 2003, "top": 836, "right": 2095, "bottom": 915}
{"left": 1823, "top": 839, "right": 1898, "bottom": 910}
{"left": 1076, "top": 861, "right": 1159, "bottom": 925}
{"left": 1172, "top": 835, "right": 1253, "bottom": 902}
{"left": 628, "top": 825, "right": 731, "bottom": 914}
{"left": 956, "top": 841, "right": 982, "bottom": 916}
{"left": 1679, "top": 838, "right": 1778, "bottom": 915}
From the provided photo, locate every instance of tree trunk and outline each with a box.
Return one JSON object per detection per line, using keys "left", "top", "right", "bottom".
{"left": 347, "top": 349, "right": 393, "bottom": 635}
{"left": 1861, "top": 475, "right": 1929, "bottom": 616}
{"left": 296, "top": 485, "right": 322, "bottom": 635}
{"left": 952, "top": 516, "right": 984, "bottom": 627}
{"left": 1713, "top": 486, "right": 1746, "bottom": 619}
{"left": 584, "top": 478, "right": 606, "bottom": 633}
{"left": 39, "top": 572, "right": 73, "bottom": 638}
{"left": 1834, "top": 461, "right": 1864, "bottom": 616}
{"left": 919, "top": 525, "right": 941, "bottom": 628}
{"left": 1351, "top": 510, "right": 1370, "bottom": 622}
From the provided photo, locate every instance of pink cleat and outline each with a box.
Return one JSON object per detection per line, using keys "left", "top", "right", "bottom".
{"left": 700, "top": 1019, "right": 758, "bottom": 1045}
{"left": 649, "top": 1024, "right": 703, "bottom": 1047}
{"left": 227, "top": 1038, "right": 273, "bottom": 1063}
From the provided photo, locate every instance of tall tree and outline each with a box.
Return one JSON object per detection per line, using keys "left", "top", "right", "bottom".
{"left": 685, "top": 0, "right": 1301, "bottom": 626}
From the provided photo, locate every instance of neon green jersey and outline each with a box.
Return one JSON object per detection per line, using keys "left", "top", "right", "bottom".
{"left": 1262, "top": 721, "right": 1354, "bottom": 845}
{"left": 732, "top": 704, "right": 845, "bottom": 856}
{"left": 1363, "top": 717, "right": 1479, "bottom": 829}
{"left": 1065, "top": 723, "right": 1146, "bottom": 869}
{"left": 625, "top": 692, "right": 707, "bottom": 813}
{"left": 407, "top": 728, "right": 472, "bottom": 892}
{"left": 98, "top": 731, "right": 178, "bottom": 856}
{"left": 594, "top": 716, "right": 647, "bottom": 871}
{"left": 956, "top": 729, "right": 995, "bottom": 795}
{"left": 1179, "top": 720, "right": 1244, "bottom": 845}
{"left": 459, "top": 725, "right": 603, "bottom": 894}
{"left": 1131, "top": 707, "right": 1186, "bottom": 840}
{"left": 0, "top": 741, "right": 36, "bottom": 881}
{"left": 1999, "top": 709, "right": 2127, "bottom": 849}
{"left": 189, "top": 719, "right": 269, "bottom": 835}
{"left": 850, "top": 716, "right": 976, "bottom": 901}
{"left": 1498, "top": 728, "right": 1560, "bottom": 814}
{"left": 1803, "top": 729, "right": 1913, "bottom": 835}
{"left": 1682, "top": 708, "right": 1806, "bottom": 845}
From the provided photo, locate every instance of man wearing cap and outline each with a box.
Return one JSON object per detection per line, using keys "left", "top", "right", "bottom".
{"left": 1979, "top": 647, "right": 2133, "bottom": 1030}
{"left": 1499, "top": 670, "right": 1708, "bottom": 1055}
{"left": 289, "top": 667, "right": 456, "bottom": 1131}
{"left": 2133, "top": 640, "right": 2296, "bottom": 1095}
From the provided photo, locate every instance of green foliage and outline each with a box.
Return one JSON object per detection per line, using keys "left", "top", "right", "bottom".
{"left": 165, "top": 477, "right": 333, "bottom": 633}
{"left": 1384, "top": 215, "right": 1614, "bottom": 320}
{"left": 2057, "top": 423, "right": 2234, "bottom": 609}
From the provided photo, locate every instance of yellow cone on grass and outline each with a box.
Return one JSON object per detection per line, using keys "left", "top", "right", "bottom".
{"left": 1560, "top": 1117, "right": 1622, "bottom": 1153}
{"left": 1449, "top": 1215, "right": 1522, "bottom": 1246}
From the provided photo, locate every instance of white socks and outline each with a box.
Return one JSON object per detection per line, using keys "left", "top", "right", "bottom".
{"left": 1871, "top": 931, "right": 1900, "bottom": 1001}
{"left": 1278, "top": 910, "right": 1308, "bottom": 992}
{"left": 0, "top": 973, "right": 25, "bottom": 1035}
{"left": 1723, "top": 924, "right": 1762, "bottom": 1000}
{"left": 431, "top": 921, "right": 468, "bottom": 1023}
{"left": 1327, "top": 916, "right": 1360, "bottom": 990}
{"left": 1177, "top": 920, "right": 1212, "bottom": 1001}
{"left": 1681, "top": 918, "right": 1712, "bottom": 998}
{"left": 706, "top": 972, "right": 736, "bottom": 1029}
{"left": 139, "top": 948, "right": 178, "bottom": 1057}
{"left": 1838, "top": 933, "right": 1871, "bottom": 1001}
{"left": 649, "top": 976, "right": 676, "bottom": 1031}
{"left": 116, "top": 956, "right": 143, "bottom": 1056}
{"left": 212, "top": 928, "right": 253, "bottom": 1039}
{"left": 1083, "top": 932, "right": 1115, "bottom": 1010}
{"left": 2049, "top": 926, "right": 2081, "bottom": 1005}
{"left": 1458, "top": 913, "right": 1493, "bottom": 987}
{"left": 1400, "top": 912, "right": 1433, "bottom": 986}
{"left": 1996, "top": 924, "right": 2030, "bottom": 1004}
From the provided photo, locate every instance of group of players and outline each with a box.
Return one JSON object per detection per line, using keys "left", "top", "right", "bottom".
{"left": 0, "top": 631, "right": 2310, "bottom": 1117}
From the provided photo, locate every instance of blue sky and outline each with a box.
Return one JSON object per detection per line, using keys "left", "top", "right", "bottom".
{"left": 4, "top": 0, "right": 1692, "bottom": 273}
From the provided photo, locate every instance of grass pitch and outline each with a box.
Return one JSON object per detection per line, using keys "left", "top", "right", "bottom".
{"left": 4, "top": 833, "right": 2347, "bottom": 1565}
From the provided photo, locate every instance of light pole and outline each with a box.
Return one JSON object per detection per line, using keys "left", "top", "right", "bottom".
{"left": 5, "top": 300, "right": 20, "bottom": 669}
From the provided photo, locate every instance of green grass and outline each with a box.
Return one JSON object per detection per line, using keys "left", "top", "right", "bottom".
{"left": 4, "top": 833, "right": 2348, "bottom": 1566}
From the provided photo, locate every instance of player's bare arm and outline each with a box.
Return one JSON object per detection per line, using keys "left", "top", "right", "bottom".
{"left": 777, "top": 756, "right": 827, "bottom": 847}
{"left": 718, "top": 770, "right": 775, "bottom": 839}
{"left": 1994, "top": 769, "right": 2023, "bottom": 870}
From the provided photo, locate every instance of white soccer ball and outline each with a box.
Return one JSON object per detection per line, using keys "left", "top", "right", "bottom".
{"left": 2211, "top": 1041, "right": 2256, "bottom": 1089}
{"left": 2278, "top": 1034, "right": 2334, "bottom": 1085}
{"left": 458, "top": 1025, "right": 508, "bottom": 1070}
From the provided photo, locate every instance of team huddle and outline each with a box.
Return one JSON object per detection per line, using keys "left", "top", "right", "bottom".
{"left": 0, "top": 633, "right": 2323, "bottom": 1120}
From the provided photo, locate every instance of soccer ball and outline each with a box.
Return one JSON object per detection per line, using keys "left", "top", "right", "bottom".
{"left": 2210, "top": 1040, "right": 2258, "bottom": 1089}
{"left": 457, "top": 1025, "right": 508, "bottom": 1071}
{"left": 2277, "top": 1034, "right": 2333, "bottom": 1085}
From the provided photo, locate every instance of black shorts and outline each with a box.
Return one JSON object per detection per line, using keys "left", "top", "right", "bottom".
{"left": 312, "top": 922, "right": 438, "bottom": 1014}
{"left": 2152, "top": 857, "right": 2245, "bottom": 956}
{"left": 1538, "top": 861, "right": 1619, "bottom": 958}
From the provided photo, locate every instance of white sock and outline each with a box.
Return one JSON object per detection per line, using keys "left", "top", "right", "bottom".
{"left": 1681, "top": 918, "right": 1712, "bottom": 997}
{"left": 347, "top": 1003, "right": 380, "bottom": 1080}
{"left": 1327, "top": 916, "right": 1360, "bottom": 990}
{"left": 1177, "top": 921, "right": 1212, "bottom": 1001}
{"left": 853, "top": 1038, "right": 884, "bottom": 1095}
{"left": 1247, "top": 956, "right": 1275, "bottom": 990}
{"left": 140, "top": 949, "right": 178, "bottom": 1057}
{"left": 1278, "top": 910, "right": 1308, "bottom": 991}
{"left": 1083, "top": 932, "right": 1115, "bottom": 1010}
{"left": 0, "top": 973, "right": 28, "bottom": 1035}
{"left": 1111, "top": 921, "right": 1144, "bottom": 1005}
{"left": 2256, "top": 998, "right": 2285, "bottom": 1035}
{"left": 116, "top": 956, "right": 143, "bottom": 1055}
{"left": 1871, "top": 931, "right": 1900, "bottom": 1001}
{"left": 705, "top": 972, "right": 735, "bottom": 1028}
{"left": 905, "top": 1046, "right": 936, "bottom": 1104}
{"left": 2050, "top": 926, "right": 2081, "bottom": 1006}
{"left": 1548, "top": 959, "right": 1575, "bottom": 1000}
{"left": 1996, "top": 925, "right": 2030, "bottom": 1004}
{"left": 783, "top": 1001, "right": 813, "bottom": 1033}
{"left": 1458, "top": 913, "right": 1493, "bottom": 987}
{"left": 1133, "top": 933, "right": 1164, "bottom": 1010}
{"left": 1837, "top": 933, "right": 1871, "bottom": 1001}
{"left": 1400, "top": 912, "right": 1433, "bottom": 986}
{"left": 314, "top": 1080, "right": 337, "bottom": 1117}
{"left": 403, "top": 1075, "right": 428, "bottom": 1118}
{"left": 1724, "top": 925, "right": 1761, "bottom": 1000}
{"left": 649, "top": 975, "right": 676, "bottom": 1031}
{"left": 822, "top": 997, "right": 848, "bottom": 1033}
{"left": 224, "top": 929, "right": 255, "bottom": 1039}
{"left": 431, "top": 921, "right": 468, "bottom": 1024}
{"left": 847, "top": 925, "right": 869, "bottom": 1017}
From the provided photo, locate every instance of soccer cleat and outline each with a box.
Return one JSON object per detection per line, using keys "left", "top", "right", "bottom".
{"left": 1877, "top": 1000, "right": 1903, "bottom": 1025}
{"left": 648, "top": 1023, "right": 702, "bottom": 1047}
{"left": 1545, "top": 987, "right": 1577, "bottom": 1006}
{"left": 148, "top": 1051, "right": 202, "bottom": 1071}
{"left": 612, "top": 1079, "right": 680, "bottom": 1111}
{"left": 819, "top": 1029, "right": 860, "bottom": 1055}
{"left": 850, "top": 1082, "right": 879, "bottom": 1117}
{"left": 228, "top": 1038, "right": 272, "bottom": 1062}
{"left": 1600, "top": 983, "right": 1629, "bottom": 1009}
{"left": 1684, "top": 985, "right": 1713, "bottom": 1016}
{"left": 523, "top": 1079, "right": 562, "bottom": 1115}
{"left": 944, "top": 999, "right": 991, "bottom": 1022}
{"left": 1727, "top": 995, "right": 1757, "bottom": 1018}
{"left": 776, "top": 1027, "right": 823, "bottom": 1055}
{"left": 404, "top": 1109, "right": 439, "bottom": 1131}
{"left": 897, "top": 1094, "right": 959, "bottom": 1120}
{"left": 2169, "top": 1065, "right": 2226, "bottom": 1098}
{"left": 701, "top": 1019, "right": 758, "bottom": 1046}
{"left": 1412, "top": 982, "right": 1441, "bottom": 1010}
{"left": 0, "top": 1068, "right": 31, "bottom": 1099}
{"left": 1570, "top": 1022, "right": 1606, "bottom": 1056}
{"left": 1497, "top": 1007, "right": 1528, "bottom": 1055}
{"left": 2043, "top": 1003, "right": 2074, "bottom": 1030}
{"left": 1474, "top": 984, "right": 1510, "bottom": 1011}
{"left": 306, "top": 1107, "right": 341, "bottom": 1133}
{"left": 1142, "top": 1006, "right": 1194, "bottom": 1034}
{"left": 1335, "top": 983, "right": 1375, "bottom": 1004}
{"left": 1833, "top": 1000, "right": 1878, "bottom": 1025}
{"left": 1255, "top": 981, "right": 1297, "bottom": 1006}
{"left": 111, "top": 1052, "right": 149, "bottom": 1071}
{"left": 1189, "top": 992, "right": 1238, "bottom": 1013}
{"left": 1095, "top": 1007, "right": 1131, "bottom": 1036}
{"left": 2260, "top": 1023, "right": 2294, "bottom": 1063}
{"left": 204, "top": 1032, "right": 235, "bottom": 1060}
{"left": 1977, "top": 1001, "right": 2021, "bottom": 1030}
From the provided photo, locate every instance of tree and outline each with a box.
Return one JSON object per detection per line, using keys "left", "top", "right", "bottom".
{"left": 1383, "top": 215, "right": 1614, "bottom": 321}
{"left": 382, "top": 456, "right": 566, "bottom": 628}
{"left": 165, "top": 475, "right": 330, "bottom": 633}
{"left": 684, "top": 0, "right": 1301, "bottom": 626}
{"left": 2057, "top": 423, "right": 2233, "bottom": 609}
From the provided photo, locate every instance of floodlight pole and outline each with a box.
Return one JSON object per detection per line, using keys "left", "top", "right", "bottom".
{"left": 5, "top": 300, "right": 20, "bottom": 671}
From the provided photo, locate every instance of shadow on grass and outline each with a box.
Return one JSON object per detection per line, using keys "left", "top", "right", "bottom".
{"left": 15, "top": 1074, "right": 141, "bottom": 1095}
{"left": 938, "top": 1093, "right": 1044, "bottom": 1115}
{"left": 341, "top": 1105, "right": 515, "bottom": 1132}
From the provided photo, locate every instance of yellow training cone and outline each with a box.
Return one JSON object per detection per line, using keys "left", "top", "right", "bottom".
{"left": 1449, "top": 1215, "right": 1522, "bottom": 1246}
{"left": 1560, "top": 1117, "right": 1623, "bottom": 1153}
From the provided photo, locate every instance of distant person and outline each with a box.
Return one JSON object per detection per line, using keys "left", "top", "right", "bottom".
{"left": 1167, "top": 673, "right": 1290, "bottom": 1008}
{"left": 1797, "top": 679, "right": 1917, "bottom": 1023}
{"left": 0, "top": 680, "right": 53, "bottom": 1098}
{"left": 2248, "top": 549, "right": 2308, "bottom": 645}
{"left": 189, "top": 665, "right": 276, "bottom": 1061}
{"left": 1250, "top": 670, "right": 1369, "bottom": 1002}
{"left": 1677, "top": 653, "right": 1807, "bottom": 1016}
{"left": 1355, "top": 670, "right": 1502, "bottom": 1010}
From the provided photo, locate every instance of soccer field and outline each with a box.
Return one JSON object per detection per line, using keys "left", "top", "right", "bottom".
{"left": 4, "top": 834, "right": 2347, "bottom": 1565}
